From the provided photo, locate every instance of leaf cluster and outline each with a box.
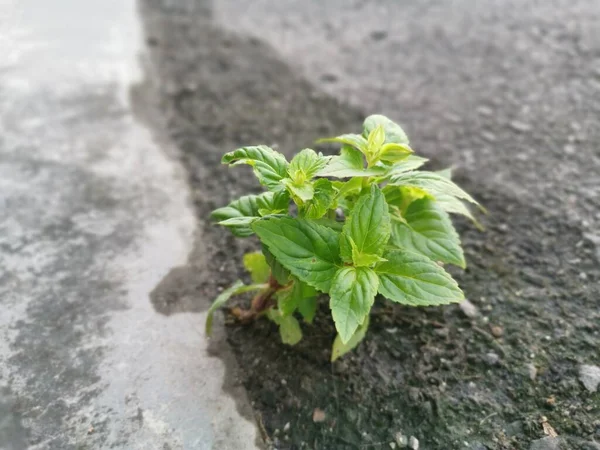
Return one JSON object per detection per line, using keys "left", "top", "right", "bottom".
{"left": 207, "top": 115, "right": 481, "bottom": 360}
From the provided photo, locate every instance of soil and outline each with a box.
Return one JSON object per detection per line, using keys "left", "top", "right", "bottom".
{"left": 140, "top": 1, "right": 600, "bottom": 449}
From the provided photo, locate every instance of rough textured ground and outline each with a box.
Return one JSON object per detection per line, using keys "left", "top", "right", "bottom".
{"left": 142, "top": 0, "right": 600, "bottom": 449}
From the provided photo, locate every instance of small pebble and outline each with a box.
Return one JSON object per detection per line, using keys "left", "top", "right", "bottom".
{"left": 579, "top": 364, "right": 600, "bottom": 393}
{"left": 476, "top": 105, "right": 493, "bottom": 117}
{"left": 409, "top": 436, "right": 420, "bottom": 450}
{"left": 395, "top": 433, "right": 408, "bottom": 447}
{"left": 283, "top": 422, "right": 290, "bottom": 432}
{"left": 312, "top": 408, "right": 326, "bottom": 423}
{"left": 389, "top": 443, "right": 397, "bottom": 449}
{"left": 526, "top": 363, "right": 537, "bottom": 381}
{"left": 490, "top": 325, "right": 504, "bottom": 337}
{"left": 484, "top": 352, "right": 500, "bottom": 366}
{"left": 459, "top": 299, "right": 479, "bottom": 318}
{"left": 529, "top": 436, "right": 562, "bottom": 450}
{"left": 509, "top": 120, "right": 532, "bottom": 132}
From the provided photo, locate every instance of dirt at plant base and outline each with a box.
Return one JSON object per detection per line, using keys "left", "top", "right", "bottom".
{"left": 140, "top": 1, "right": 600, "bottom": 449}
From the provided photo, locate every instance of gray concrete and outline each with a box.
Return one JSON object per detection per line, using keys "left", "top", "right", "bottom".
{"left": 0, "top": 1, "right": 259, "bottom": 449}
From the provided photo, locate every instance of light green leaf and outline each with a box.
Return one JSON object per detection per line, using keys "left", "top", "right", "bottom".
{"left": 335, "top": 177, "right": 363, "bottom": 198}
{"left": 317, "top": 134, "right": 368, "bottom": 153}
{"left": 262, "top": 245, "right": 290, "bottom": 285}
{"left": 383, "top": 155, "right": 429, "bottom": 177}
{"left": 222, "top": 145, "right": 289, "bottom": 190}
{"left": 298, "top": 296, "right": 318, "bottom": 323}
{"left": 288, "top": 148, "right": 329, "bottom": 184}
{"left": 389, "top": 171, "right": 480, "bottom": 207}
{"left": 218, "top": 216, "right": 259, "bottom": 227}
{"left": 205, "top": 281, "right": 266, "bottom": 336}
{"left": 366, "top": 124, "right": 386, "bottom": 164}
{"left": 331, "top": 315, "right": 369, "bottom": 361}
{"left": 391, "top": 198, "right": 466, "bottom": 268}
{"left": 317, "top": 146, "right": 385, "bottom": 178}
{"left": 378, "top": 142, "right": 414, "bottom": 163}
{"left": 301, "top": 179, "right": 338, "bottom": 219}
{"left": 243, "top": 252, "right": 271, "bottom": 283}
{"left": 363, "top": 114, "right": 409, "bottom": 145}
{"left": 375, "top": 250, "right": 464, "bottom": 306}
{"left": 267, "top": 310, "right": 303, "bottom": 345}
{"left": 312, "top": 217, "right": 344, "bottom": 232}
{"left": 340, "top": 184, "right": 391, "bottom": 262}
{"left": 350, "top": 237, "right": 388, "bottom": 267}
{"left": 436, "top": 167, "right": 453, "bottom": 179}
{"left": 211, "top": 191, "right": 289, "bottom": 237}
{"left": 330, "top": 266, "right": 379, "bottom": 344}
{"left": 253, "top": 217, "right": 341, "bottom": 292}
{"left": 435, "top": 194, "right": 483, "bottom": 230}
{"left": 282, "top": 178, "right": 314, "bottom": 203}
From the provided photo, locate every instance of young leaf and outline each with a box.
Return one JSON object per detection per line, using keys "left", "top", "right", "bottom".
{"left": 267, "top": 309, "right": 303, "bottom": 345}
{"left": 301, "top": 179, "right": 338, "bottom": 219}
{"left": 205, "top": 281, "right": 267, "bottom": 336}
{"left": 211, "top": 191, "right": 289, "bottom": 237}
{"left": 317, "top": 134, "right": 368, "bottom": 154}
{"left": 383, "top": 155, "right": 429, "bottom": 176}
{"left": 375, "top": 250, "right": 464, "bottom": 306}
{"left": 282, "top": 178, "right": 314, "bottom": 203}
{"left": 340, "top": 184, "right": 391, "bottom": 262}
{"left": 389, "top": 171, "right": 480, "bottom": 207}
{"left": 243, "top": 252, "right": 271, "bottom": 283}
{"left": 350, "top": 236, "right": 387, "bottom": 267}
{"left": 317, "top": 146, "right": 385, "bottom": 178}
{"left": 366, "top": 124, "right": 386, "bottom": 164}
{"left": 378, "top": 142, "right": 414, "bottom": 163}
{"left": 330, "top": 266, "right": 379, "bottom": 344}
{"left": 222, "top": 145, "right": 289, "bottom": 191}
{"left": 253, "top": 217, "right": 341, "bottom": 292}
{"left": 331, "top": 315, "right": 369, "bottom": 362}
{"left": 363, "top": 114, "right": 409, "bottom": 145}
{"left": 262, "top": 245, "right": 290, "bottom": 285}
{"left": 298, "top": 296, "right": 318, "bottom": 323}
{"left": 391, "top": 198, "right": 466, "bottom": 268}
{"left": 288, "top": 148, "right": 329, "bottom": 184}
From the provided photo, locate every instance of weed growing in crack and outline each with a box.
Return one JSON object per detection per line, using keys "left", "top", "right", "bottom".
{"left": 207, "top": 115, "right": 482, "bottom": 360}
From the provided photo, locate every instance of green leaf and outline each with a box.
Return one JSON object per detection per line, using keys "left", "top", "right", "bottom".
{"left": 383, "top": 155, "right": 429, "bottom": 177}
{"left": 288, "top": 148, "right": 329, "bottom": 184}
{"left": 301, "top": 179, "right": 338, "bottom": 219}
{"left": 363, "top": 114, "right": 409, "bottom": 145}
{"left": 335, "top": 177, "right": 363, "bottom": 198}
{"left": 389, "top": 171, "right": 480, "bottom": 207}
{"left": 211, "top": 191, "right": 289, "bottom": 237}
{"left": 331, "top": 315, "right": 369, "bottom": 362}
{"left": 312, "top": 217, "right": 344, "bottom": 232}
{"left": 375, "top": 250, "right": 464, "bottom": 306}
{"left": 243, "top": 252, "right": 271, "bottom": 283}
{"left": 298, "top": 296, "right": 318, "bottom": 323}
{"left": 350, "top": 237, "right": 387, "bottom": 267}
{"left": 267, "top": 310, "right": 303, "bottom": 345}
{"left": 317, "top": 146, "right": 385, "bottom": 178}
{"left": 282, "top": 178, "right": 314, "bottom": 203}
{"left": 340, "top": 184, "right": 391, "bottom": 262}
{"left": 205, "top": 281, "right": 266, "bottom": 336}
{"left": 435, "top": 194, "right": 483, "bottom": 230}
{"left": 391, "top": 198, "right": 466, "bottom": 268}
{"left": 378, "top": 142, "right": 414, "bottom": 163}
{"left": 262, "top": 245, "right": 290, "bottom": 285}
{"left": 317, "top": 134, "right": 368, "bottom": 153}
{"left": 222, "top": 145, "right": 289, "bottom": 190}
{"left": 366, "top": 125, "right": 386, "bottom": 164}
{"left": 330, "top": 266, "right": 379, "bottom": 344}
{"left": 253, "top": 217, "right": 341, "bottom": 292}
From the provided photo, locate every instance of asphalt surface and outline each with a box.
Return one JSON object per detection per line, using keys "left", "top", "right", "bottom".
{"left": 0, "top": 1, "right": 259, "bottom": 449}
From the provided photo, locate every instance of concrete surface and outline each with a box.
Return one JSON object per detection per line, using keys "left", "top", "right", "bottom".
{"left": 0, "top": 1, "right": 259, "bottom": 449}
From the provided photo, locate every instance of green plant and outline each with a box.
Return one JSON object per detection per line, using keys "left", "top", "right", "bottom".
{"left": 207, "top": 114, "right": 482, "bottom": 360}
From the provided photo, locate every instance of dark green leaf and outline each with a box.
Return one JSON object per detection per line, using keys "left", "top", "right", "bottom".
{"left": 301, "top": 179, "right": 338, "bottom": 219}
{"left": 391, "top": 198, "right": 466, "bottom": 268}
{"left": 317, "top": 146, "right": 385, "bottom": 178}
{"left": 253, "top": 217, "right": 341, "bottom": 292}
{"left": 330, "top": 266, "right": 378, "bottom": 343}
{"left": 262, "top": 245, "right": 290, "bottom": 285}
{"left": 375, "top": 250, "right": 464, "bottom": 306}
{"left": 222, "top": 145, "right": 289, "bottom": 190}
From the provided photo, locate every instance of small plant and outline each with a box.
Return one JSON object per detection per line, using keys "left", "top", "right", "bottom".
{"left": 207, "top": 115, "right": 482, "bottom": 360}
